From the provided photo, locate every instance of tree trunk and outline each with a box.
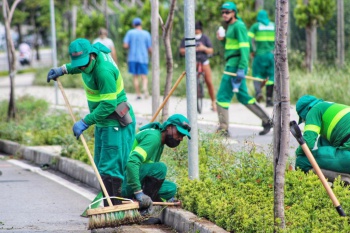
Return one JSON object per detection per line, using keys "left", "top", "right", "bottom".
{"left": 274, "top": 0, "right": 291, "bottom": 230}
{"left": 305, "top": 25, "right": 313, "bottom": 72}
{"left": 3, "top": 0, "right": 21, "bottom": 121}
{"left": 337, "top": 0, "right": 344, "bottom": 67}
{"left": 255, "top": 0, "right": 264, "bottom": 10}
{"left": 161, "top": 0, "right": 176, "bottom": 121}
{"left": 151, "top": 0, "right": 160, "bottom": 119}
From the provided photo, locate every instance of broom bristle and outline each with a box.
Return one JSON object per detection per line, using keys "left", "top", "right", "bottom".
{"left": 88, "top": 208, "right": 143, "bottom": 230}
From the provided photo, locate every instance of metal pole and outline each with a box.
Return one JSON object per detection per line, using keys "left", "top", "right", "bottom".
{"left": 184, "top": 0, "right": 198, "bottom": 180}
{"left": 50, "top": 0, "right": 58, "bottom": 105}
{"left": 151, "top": 0, "right": 160, "bottom": 118}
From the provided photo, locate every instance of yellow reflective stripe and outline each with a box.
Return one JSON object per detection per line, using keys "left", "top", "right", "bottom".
{"left": 225, "top": 38, "right": 239, "bottom": 50}
{"left": 116, "top": 73, "right": 124, "bottom": 95}
{"left": 248, "top": 32, "right": 255, "bottom": 38}
{"left": 266, "top": 80, "right": 274, "bottom": 85}
{"left": 327, "top": 108, "right": 350, "bottom": 140}
{"left": 239, "top": 42, "right": 250, "bottom": 48}
{"left": 248, "top": 98, "right": 256, "bottom": 104}
{"left": 255, "top": 36, "right": 275, "bottom": 41}
{"left": 100, "top": 93, "right": 117, "bottom": 101}
{"left": 217, "top": 101, "right": 230, "bottom": 108}
{"left": 304, "top": 124, "right": 320, "bottom": 134}
{"left": 133, "top": 146, "right": 147, "bottom": 161}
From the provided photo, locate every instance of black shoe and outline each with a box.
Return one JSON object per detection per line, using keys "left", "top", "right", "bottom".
{"left": 266, "top": 99, "right": 273, "bottom": 107}
{"left": 259, "top": 121, "right": 272, "bottom": 135}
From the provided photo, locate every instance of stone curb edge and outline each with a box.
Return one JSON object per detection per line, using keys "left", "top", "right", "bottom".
{"left": 0, "top": 139, "right": 228, "bottom": 233}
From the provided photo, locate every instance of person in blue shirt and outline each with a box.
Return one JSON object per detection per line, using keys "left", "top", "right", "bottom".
{"left": 123, "top": 18, "right": 152, "bottom": 100}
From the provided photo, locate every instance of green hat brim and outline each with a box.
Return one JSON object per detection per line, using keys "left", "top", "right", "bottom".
{"left": 71, "top": 53, "right": 90, "bottom": 68}
{"left": 175, "top": 125, "right": 191, "bottom": 139}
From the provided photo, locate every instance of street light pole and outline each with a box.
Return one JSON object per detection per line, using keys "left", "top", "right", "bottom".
{"left": 50, "top": 0, "right": 58, "bottom": 105}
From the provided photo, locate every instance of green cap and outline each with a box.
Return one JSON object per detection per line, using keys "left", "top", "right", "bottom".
{"left": 68, "top": 38, "right": 92, "bottom": 68}
{"left": 163, "top": 114, "right": 191, "bottom": 139}
{"left": 221, "top": 2, "right": 237, "bottom": 12}
{"left": 296, "top": 95, "right": 323, "bottom": 124}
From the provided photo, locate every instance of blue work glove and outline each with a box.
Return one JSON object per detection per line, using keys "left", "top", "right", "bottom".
{"left": 134, "top": 191, "right": 153, "bottom": 209}
{"left": 236, "top": 69, "right": 245, "bottom": 81}
{"left": 47, "top": 67, "right": 64, "bottom": 82}
{"left": 72, "top": 119, "right": 89, "bottom": 140}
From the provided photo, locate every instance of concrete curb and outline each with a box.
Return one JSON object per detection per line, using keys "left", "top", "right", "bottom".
{"left": 0, "top": 139, "right": 228, "bottom": 233}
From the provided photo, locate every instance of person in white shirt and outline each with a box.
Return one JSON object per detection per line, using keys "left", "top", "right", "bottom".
{"left": 93, "top": 27, "right": 118, "bottom": 63}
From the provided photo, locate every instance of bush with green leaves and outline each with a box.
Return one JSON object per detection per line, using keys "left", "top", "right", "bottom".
{"left": 0, "top": 95, "right": 94, "bottom": 164}
{"left": 162, "top": 133, "right": 350, "bottom": 232}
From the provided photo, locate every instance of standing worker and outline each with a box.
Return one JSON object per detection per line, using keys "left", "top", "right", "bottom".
{"left": 46, "top": 38, "right": 136, "bottom": 207}
{"left": 248, "top": 10, "right": 275, "bottom": 107}
{"left": 93, "top": 27, "right": 118, "bottom": 64}
{"left": 216, "top": 2, "right": 272, "bottom": 137}
{"left": 123, "top": 17, "right": 152, "bottom": 100}
{"left": 295, "top": 95, "right": 350, "bottom": 177}
{"left": 122, "top": 114, "right": 191, "bottom": 211}
{"left": 179, "top": 21, "right": 217, "bottom": 112}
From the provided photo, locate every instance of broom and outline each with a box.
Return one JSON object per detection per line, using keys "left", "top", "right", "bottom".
{"left": 56, "top": 79, "right": 143, "bottom": 230}
{"left": 81, "top": 71, "right": 187, "bottom": 217}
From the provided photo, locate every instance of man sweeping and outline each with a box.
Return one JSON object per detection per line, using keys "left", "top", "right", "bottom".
{"left": 295, "top": 95, "right": 350, "bottom": 183}
{"left": 122, "top": 114, "right": 191, "bottom": 212}
{"left": 47, "top": 38, "right": 136, "bottom": 207}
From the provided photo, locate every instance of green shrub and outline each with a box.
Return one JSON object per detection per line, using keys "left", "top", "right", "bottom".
{"left": 162, "top": 133, "right": 350, "bottom": 232}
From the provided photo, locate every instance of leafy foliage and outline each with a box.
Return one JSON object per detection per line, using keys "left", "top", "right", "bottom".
{"left": 162, "top": 133, "right": 350, "bottom": 232}
{"left": 294, "top": 0, "right": 335, "bottom": 28}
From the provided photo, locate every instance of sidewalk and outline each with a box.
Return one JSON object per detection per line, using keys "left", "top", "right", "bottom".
{"left": 0, "top": 73, "right": 300, "bottom": 128}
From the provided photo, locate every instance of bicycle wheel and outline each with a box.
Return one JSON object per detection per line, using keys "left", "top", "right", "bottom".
{"left": 197, "top": 73, "right": 205, "bottom": 114}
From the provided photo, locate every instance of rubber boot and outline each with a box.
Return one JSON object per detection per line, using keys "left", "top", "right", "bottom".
{"left": 254, "top": 81, "right": 263, "bottom": 103}
{"left": 111, "top": 177, "right": 123, "bottom": 205}
{"left": 265, "top": 85, "right": 274, "bottom": 107}
{"left": 216, "top": 104, "right": 230, "bottom": 137}
{"left": 140, "top": 176, "right": 165, "bottom": 224}
{"left": 101, "top": 175, "right": 113, "bottom": 207}
{"left": 245, "top": 103, "right": 272, "bottom": 135}
{"left": 142, "top": 176, "right": 165, "bottom": 202}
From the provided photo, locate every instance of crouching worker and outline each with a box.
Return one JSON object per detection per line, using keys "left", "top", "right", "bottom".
{"left": 122, "top": 114, "right": 191, "bottom": 213}
{"left": 295, "top": 95, "right": 350, "bottom": 184}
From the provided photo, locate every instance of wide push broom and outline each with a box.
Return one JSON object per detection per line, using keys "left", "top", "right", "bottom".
{"left": 81, "top": 71, "right": 186, "bottom": 217}
{"left": 56, "top": 79, "right": 143, "bottom": 230}
{"left": 290, "top": 120, "right": 346, "bottom": 217}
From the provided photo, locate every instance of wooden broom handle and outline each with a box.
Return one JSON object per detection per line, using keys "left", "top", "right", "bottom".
{"left": 150, "top": 71, "right": 186, "bottom": 122}
{"left": 56, "top": 79, "right": 114, "bottom": 207}
{"left": 223, "top": 71, "right": 267, "bottom": 82}
{"left": 301, "top": 144, "right": 341, "bottom": 207}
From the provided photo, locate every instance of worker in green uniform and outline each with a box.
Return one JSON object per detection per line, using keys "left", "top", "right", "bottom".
{"left": 248, "top": 10, "right": 275, "bottom": 107}
{"left": 122, "top": 114, "right": 191, "bottom": 210}
{"left": 46, "top": 38, "right": 136, "bottom": 207}
{"left": 295, "top": 95, "right": 350, "bottom": 175}
{"left": 216, "top": 2, "right": 272, "bottom": 137}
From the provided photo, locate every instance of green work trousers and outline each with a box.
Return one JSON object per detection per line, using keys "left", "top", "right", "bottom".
{"left": 122, "top": 162, "right": 177, "bottom": 201}
{"left": 94, "top": 113, "right": 136, "bottom": 179}
{"left": 252, "top": 52, "right": 274, "bottom": 85}
{"left": 216, "top": 65, "right": 256, "bottom": 108}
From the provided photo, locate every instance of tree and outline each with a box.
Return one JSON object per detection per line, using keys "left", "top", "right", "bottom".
{"left": 337, "top": 0, "right": 344, "bottom": 67}
{"left": 2, "top": 0, "right": 21, "bottom": 121}
{"left": 294, "top": 0, "right": 335, "bottom": 72}
{"left": 274, "top": 0, "right": 291, "bottom": 229}
{"left": 160, "top": 0, "right": 176, "bottom": 120}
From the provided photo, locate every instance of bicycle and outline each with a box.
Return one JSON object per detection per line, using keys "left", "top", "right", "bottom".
{"left": 196, "top": 62, "right": 205, "bottom": 114}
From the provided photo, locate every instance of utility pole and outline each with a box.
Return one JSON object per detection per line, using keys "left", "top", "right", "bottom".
{"left": 50, "top": 0, "right": 58, "bottom": 105}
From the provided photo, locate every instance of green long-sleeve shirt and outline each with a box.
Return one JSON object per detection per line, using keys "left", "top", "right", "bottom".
{"left": 296, "top": 102, "right": 350, "bottom": 156}
{"left": 248, "top": 22, "right": 275, "bottom": 55}
{"left": 65, "top": 43, "right": 127, "bottom": 127}
{"left": 126, "top": 128, "right": 164, "bottom": 192}
{"left": 222, "top": 20, "right": 250, "bottom": 69}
